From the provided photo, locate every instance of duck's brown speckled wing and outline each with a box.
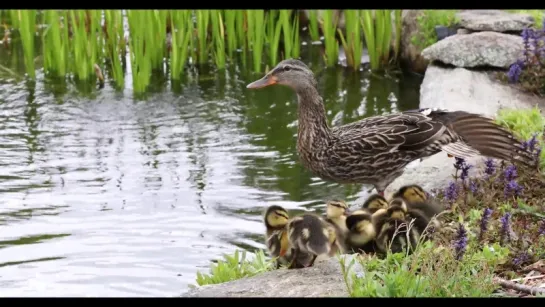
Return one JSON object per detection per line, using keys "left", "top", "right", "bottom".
{"left": 330, "top": 110, "right": 452, "bottom": 155}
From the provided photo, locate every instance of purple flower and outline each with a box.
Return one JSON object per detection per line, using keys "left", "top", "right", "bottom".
{"left": 513, "top": 251, "right": 530, "bottom": 267}
{"left": 504, "top": 180, "right": 523, "bottom": 198}
{"left": 484, "top": 158, "right": 496, "bottom": 176}
{"left": 507, "top": 61, "right": 524, "bottom": 83}
{"left": 500, "top": 213, "right": 512, "bottom": 244}
{"left": 539, "top": 220, "right": 545, "bottom": 236}
{"left": 522, "top": 28, "right": 532, "bottom": 62}
{"left": 453, "top": 223, "right": 468, "bottom": 261}
{"left": 469, "top": 180, "right": 478, "bottom": 195}
{"left": 460, "top": 162, "right": 473, "bottom": 181}
{"left": 504, "top": 165, "right": 518, "bottom": 181}
{"left": 444, "top": 181, "right": 458, "bottom": 202}
{"left": 454, "top": 157, "right": 465, "bottom": 170}
{"left": 523, "top": 133, "right": 539, "bottom": 152}
{"left": 479, "top": 208, "right": 492, "bottom": 242}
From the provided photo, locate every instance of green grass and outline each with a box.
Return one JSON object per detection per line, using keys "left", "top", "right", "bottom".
{"left": 411, "top": 10, "right": 460, "bottom": 50}
{"left": 194, "top": 249, "right": 275, "bottom": 286}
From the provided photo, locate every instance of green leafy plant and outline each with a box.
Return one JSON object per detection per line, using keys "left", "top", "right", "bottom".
{"left": 411, "top": 10, "right": 459, "bottom": 50}
{"left": 195, "top": 249, "right": 275, "bottom": 286}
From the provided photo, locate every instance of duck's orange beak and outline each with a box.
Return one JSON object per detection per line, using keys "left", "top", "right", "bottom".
{"left": 246, "top": 75, "right": 278, "bottom": 89}
{"left": 279, "top": 248, "right": 287, "bottom": 257}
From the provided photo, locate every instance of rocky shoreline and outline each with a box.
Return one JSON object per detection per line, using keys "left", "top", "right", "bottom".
{"left": 182, "top": 10, "right": 545, "bottom": 297}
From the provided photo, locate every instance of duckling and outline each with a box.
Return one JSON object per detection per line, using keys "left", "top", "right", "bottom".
{"left": 324, "top": 200, "right": 350, "bottom": 254}
{"left": 286, "top": 213, "right": 337, "bottom": 268}
{"left": 361, "top": 194, "right": 389, "bottom": 214}
{"left": 263, "top": 205, "right": 311, "bottom": 269}
{"left": 263, "top": 205, "right": 290, "bottom": 238}
{"left": 374, "top": 198, "right": 420, "bottom": 256}
{"left": 392, "top": 184, "right": 444, "bottom": 233}
{"left": 345, "top": 209, "right": 377, "bottom": 254}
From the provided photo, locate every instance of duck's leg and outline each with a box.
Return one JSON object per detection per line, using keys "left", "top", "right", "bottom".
{"left": 287, "top": 248, "right": 299, "bottom": 269}
{"left": 307, "top": 254, "right": 318, "bottom": 267}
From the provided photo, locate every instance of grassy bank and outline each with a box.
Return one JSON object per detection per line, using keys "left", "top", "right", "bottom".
{"left": 194, "top": 107, "right": 545, "bottom": 297}
{"left": 1, "top": 10, "right": 405, "bottom": 94}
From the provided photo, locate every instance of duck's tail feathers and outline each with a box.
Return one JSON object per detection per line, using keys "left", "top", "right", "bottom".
{"left": 443, "top": 113, "right": 536, "bottom": 167}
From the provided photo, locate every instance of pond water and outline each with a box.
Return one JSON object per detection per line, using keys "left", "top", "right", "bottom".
{"left": 0, "top": 37, "right": 422, "bottom": 296}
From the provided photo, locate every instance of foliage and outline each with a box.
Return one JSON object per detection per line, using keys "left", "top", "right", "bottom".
{"left": 411, "top": 10, "right": 459, "bottom": 50}
{"left": 340, "top": 241, "right": 509, "bottom": 297}
{"left": 432, "top": 108, "right": 545, "bottom": 276}
{"left": 195, "top": 249, "right": 275, "bottom": 286}
{"left": 3, "top": 9, "right": 408, "bottom": 92}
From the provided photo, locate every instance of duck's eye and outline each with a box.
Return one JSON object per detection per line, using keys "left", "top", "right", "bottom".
{"left": 283, "top": 66, "right": 291, "bottom": 71}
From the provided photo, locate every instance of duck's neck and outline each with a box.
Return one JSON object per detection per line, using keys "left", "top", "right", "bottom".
{"left": 295, "top": 85, "right": 332, "bottom": 157}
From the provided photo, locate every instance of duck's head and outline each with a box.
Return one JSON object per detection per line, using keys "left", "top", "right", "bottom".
{"left": 264, "top": 205, "right": 290, "bottom": 229}
{"left": 326, "top": 199, "right": 350, "bottom": 219}
{"left": 246, "top": 59, "right": 316, "bottom": 91}
{"left": 393, "top": 184, "right": 428, "bottom": 204}
{"left": 387, "top": 198, "right": 408, "bottom": 221}
{"left": 362, "top": 194, "right": 389, "bottom": 211}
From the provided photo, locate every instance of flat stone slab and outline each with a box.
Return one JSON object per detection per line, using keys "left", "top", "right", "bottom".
{"left": 181, "top": 255, "right": 360, "bottom": 297}
{"left": 456, "top": 10, "right": 535, "bottom": 32}
{"left": 421, "top": 31, "right": 523, "bottom": 68}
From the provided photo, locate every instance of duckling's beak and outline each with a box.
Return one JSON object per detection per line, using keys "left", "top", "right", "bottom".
{"left": 343, "top": 210, "right": 350, "bottom": 216}
{"left": 246, "top": 74, "right": 278, "bottom": 89}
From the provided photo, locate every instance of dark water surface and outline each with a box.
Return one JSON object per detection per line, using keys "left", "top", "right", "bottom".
{"left": 0, "top": 38, "right": 422, "bottom": 296}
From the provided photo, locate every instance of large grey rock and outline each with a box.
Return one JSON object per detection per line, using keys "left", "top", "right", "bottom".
{"left": 181, "top": 255, "right": 361, "bottom": 297}
{"left": 456, "top": 10, "right": 535, "bottom": 32}
{"left": 421, "top": 31, "right": 523, "bottom": 68}
{"left": 380, "top": 64, "right": 545, "bottom": 197}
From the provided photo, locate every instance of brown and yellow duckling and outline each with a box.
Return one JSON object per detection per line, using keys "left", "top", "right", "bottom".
{"left": 324, "top": 200, "right": 351, "bottom": 254}
{"left": 285, "top": 213, "right": 338, "bottom": 268}
{"left": 361, "top": 194, "right": 389, "bottom": 214}
{"left": 345, "top": 209, "right": 378, "bottom": 254}
{"left": 374, "top": 198, "right": 420, "bottom": 255}
{"left": 263, "top": 205, "right": 312, "bottom": 269}
{"left": 392, "top": 184, "right": 444, "bottom": 233}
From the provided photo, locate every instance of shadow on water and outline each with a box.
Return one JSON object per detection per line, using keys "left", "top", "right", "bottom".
{"left": 0, "top": 29, "right": 423, "bottom": 296}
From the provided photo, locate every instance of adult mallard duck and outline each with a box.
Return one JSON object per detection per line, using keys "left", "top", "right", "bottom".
{"left": 246, "top": 59, "right": 536, "bottom": 196}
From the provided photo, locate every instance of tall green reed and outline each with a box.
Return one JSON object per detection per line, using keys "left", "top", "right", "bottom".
{"left": 127, "top": 10, "right": 152, "bottom": 92}
{"left": 41, "top": 10, "right": 69, "bottom": 77}
{"left": 361, "top": 9, "right": 395, "bottom": 71}
{"left": 307, "top": 10, "right": 321, "bottom": 42}
{"left": 279, "top": 10, "right": 300, "bottom": 60}
{"left": 210, "top": 10, "right": 226, "bottom": 70}
{"left": 266, "top": 10, "right": 283, "bottom": 67}
{"left": 338, "top": 10, "right": 362, "bottom": 70}
{"left": 321, "top": 10, "right": 338, "bottom": 67}
{"left": 11, "top": 10, "right": 36, "bottom": 78}
{"left": 196, "top": 10, "right": 210, "bottom": 65}
{"left": 170, "top": 10, "right": 192, "bottom": 80}
{"left": 246, "top": 10, "right": 265, "bottom": 72}
{"left": 68, "top": 10, "right": 102, "bottom": 81}
{"left": 104, "top": 9, "right": 125, "bottom": 88}
{"left": 224, "top": 10, "right": 237, "bottom": 60}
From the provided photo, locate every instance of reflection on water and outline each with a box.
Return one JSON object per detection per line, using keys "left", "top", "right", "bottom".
{"left": 0, "top": 37, "right": 422, "bottom": 296}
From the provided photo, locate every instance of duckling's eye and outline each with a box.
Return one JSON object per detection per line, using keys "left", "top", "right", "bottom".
{"left": 283, "top": 66, "right": 291, "bottom": 72}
